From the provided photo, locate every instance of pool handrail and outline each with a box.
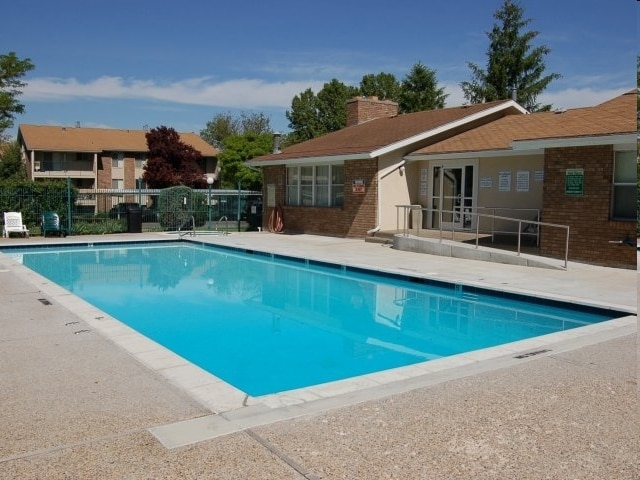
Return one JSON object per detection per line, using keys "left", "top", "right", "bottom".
{"left": 395, "top": 205, "right": 570, "bottom": 269}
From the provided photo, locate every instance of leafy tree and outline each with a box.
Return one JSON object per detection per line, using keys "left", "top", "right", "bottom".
{"left": 316, "top": 79, "right": 360, "bottom": 132}
{"left": 0, "top": 140, "right": 27, "bottom": 180}
{"left": 142, "top": 126, "right": 206, "bottom": 188}
{"left": 286, "top": 88, "right": 326, "bottom": 143}
{"left": 200, "top": 111, "right": 271, "bottom": 150}
{"left": 460, "top": 0, "right": 560, "bottom": 112}
{"left": 398, "top": 62, "right": 448, "bottom": 113}
{"left": 0, "top": 52, "right": 35, "bottom": 140}
{"left": 218, "top": 133, "right": 270, "bottom": 190}
{"left": 360, "top": 72, "right": 401, "bottom": 101}
{"left": 286, "top": 79, "right": 359, "bottom": 143}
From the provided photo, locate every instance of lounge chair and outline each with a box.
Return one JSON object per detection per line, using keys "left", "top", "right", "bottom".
{"left": 41, "top": 211, "right": 68, "bottom": 237}
{"left": 3, "top": 211, "right": 30, "bottom": 238}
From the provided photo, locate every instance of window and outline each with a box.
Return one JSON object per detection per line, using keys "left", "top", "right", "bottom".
{"left": 135, "top": 153, "right": 147, "bottom": 169}
{"left": 111, "top": 152, "right": 124, "bottom": 168}
{"left": 612, "top": 151, "right": 636, "bottom": 220}
{"left": 286, "top": 164, "right": 344, "bottom": 207}
{"left": 112, "top": 179, "right": 123, "bottom": 189}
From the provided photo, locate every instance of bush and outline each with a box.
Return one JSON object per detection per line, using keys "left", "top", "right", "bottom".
{"left": 157, "top": 186, "right": 207, "bottom": 230}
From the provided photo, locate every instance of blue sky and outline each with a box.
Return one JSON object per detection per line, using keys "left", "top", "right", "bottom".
{"left": 2, "top": 0, "right": 635, "bottom": 139}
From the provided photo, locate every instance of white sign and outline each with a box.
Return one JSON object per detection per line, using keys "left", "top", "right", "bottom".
{"left": 516, "top": 171, "right": 530, "bottom": 192}
{"left": 498, "top": 171, "right": 511, "bottom": 192}
{"left": 480, "top": 177, "right": 492, "bottom": 188}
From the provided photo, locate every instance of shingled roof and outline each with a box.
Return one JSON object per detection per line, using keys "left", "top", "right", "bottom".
{"left": 18, "top": 125, "right": 218, "bottom": 157}
{"left": 409, "top": 90, "right": 636, "bottom": 157}
{"left": 247, "top": 99, "right": 526, "bottom": 165}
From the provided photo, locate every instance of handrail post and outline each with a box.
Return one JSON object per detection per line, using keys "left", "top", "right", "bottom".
{"left": 517, "top": 220, "right": 522, "bottom": 255}
{"left": 564, "top": 226, "right": 570, "bottom": 269}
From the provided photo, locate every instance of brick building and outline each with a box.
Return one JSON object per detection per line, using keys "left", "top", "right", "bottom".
{"left": 17, "top": 124, "right": 219, "bottom": 190}
{"left": 249, "top": 92, "right": 636, "bottom": 269}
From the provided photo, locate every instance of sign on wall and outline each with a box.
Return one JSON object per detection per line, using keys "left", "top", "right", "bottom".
{"left": 565, "top": 168, "right": 584, "bottom": 196}
{"left": 498, "top": 171, "right": 511, "bottom": 192}
{"left": 516, "top": 171, "right": 530, "bottom": 192}
{"left": 352, "top": 179, "right": 365, "bottom": 194}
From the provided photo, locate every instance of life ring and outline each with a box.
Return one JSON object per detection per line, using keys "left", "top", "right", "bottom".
{"left": 268, "top": 205, "right": 284, "bottom": 233}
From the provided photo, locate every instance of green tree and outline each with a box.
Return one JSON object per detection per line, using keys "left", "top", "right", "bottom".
{"left": 0, "top": 52, "right": 35, "bottom": 140}
{"left": 200, "top": 111, "right": 272, "bottom": 150}
{"left": 286, "top": 80, "right": 358, "bottom": 143}
{"left": 0, "top": 140, "right": 27, "bottom": 180}
{"left": 286, "top": 88, "right": 323, "bottom": 143}
{"left": 398, "top": 62, "right": 448, "bottom": 113}
{"left": 316, "top": 79, "right": 359, "bottom": 133}
{"left": 142, "top": 126, "right": 206, "bottom": 188}
{"left": 360, "top": 72, "right": 401, "bottom": 101}
{"left": 460, "top": 0, "right": 560, "bottom": 112}
{"left": 218, "top": 133, "right": 270, "bottom": 191}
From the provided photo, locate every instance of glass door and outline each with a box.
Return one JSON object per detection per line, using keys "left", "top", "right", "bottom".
{"left": 430, "top": 164, "right": 475, "bottom": 230}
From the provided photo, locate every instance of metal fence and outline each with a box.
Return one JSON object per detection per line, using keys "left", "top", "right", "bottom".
{"left": 1, "top": 186, "right": 263, "bottom": 236}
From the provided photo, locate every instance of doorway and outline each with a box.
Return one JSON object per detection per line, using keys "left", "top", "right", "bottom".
{"left": 429, "top": 162, "right": 476, "bottom": 230}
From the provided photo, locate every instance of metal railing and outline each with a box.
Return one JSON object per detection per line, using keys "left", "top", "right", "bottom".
{"left": 0, "top": 185, "right": 261, "bottom": 235}
{"left": 396, "top": 205, "right": 570, "bottom": 269}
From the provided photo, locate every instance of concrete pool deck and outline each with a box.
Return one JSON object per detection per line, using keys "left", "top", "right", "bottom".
{"left": 0, "top": 232, "right": 637, "bottom": 479}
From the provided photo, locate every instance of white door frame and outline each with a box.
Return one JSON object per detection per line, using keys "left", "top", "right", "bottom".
{"left": 428, "top": 159, "right": 478, "bottom": 230}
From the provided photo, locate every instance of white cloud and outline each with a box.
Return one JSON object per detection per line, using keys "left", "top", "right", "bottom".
{"left": 537, "top": 87, "right": 632, "bottom": 109}
{"left": 23, "top": 75, "right": 632, "bottom": 115}
{"left": 23, "top": 76, "right": 326, "bottom": 109}
{"left": 442, "top": 82, "right": 632, "bottom": 110}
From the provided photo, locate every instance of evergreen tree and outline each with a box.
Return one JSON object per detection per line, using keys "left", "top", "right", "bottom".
{"left": 398, "top": 62, "right": 448, "bottom": 113}
{"left": 460, "top": 0, "right": 560, "bottom": 111}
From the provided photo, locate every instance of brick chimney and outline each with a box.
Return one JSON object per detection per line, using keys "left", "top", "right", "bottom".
{"left": 346, "top": 96, "right": 399, "bottom": 127}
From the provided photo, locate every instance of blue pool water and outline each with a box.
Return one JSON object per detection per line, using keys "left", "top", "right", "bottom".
{"left": 3, "top": 241, "right": 624, "bottom": 396}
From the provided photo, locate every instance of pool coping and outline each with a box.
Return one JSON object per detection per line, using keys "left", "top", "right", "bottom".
{"left": 1, "top": 239, "right": 636, "bottom": 449}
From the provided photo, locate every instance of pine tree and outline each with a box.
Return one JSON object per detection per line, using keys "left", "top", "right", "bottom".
{"left": 460, "top": 0, "right": 560, "bottom": 111}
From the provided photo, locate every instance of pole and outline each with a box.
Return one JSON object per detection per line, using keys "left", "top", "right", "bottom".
{"left": 208, "top": 183, "right": 212, "bottom": 230}
{"left": 66, "top": 177, "right": 72, "bottom": 234}
{"left": 237, "top": 181, "right": 241, "bottom": 232}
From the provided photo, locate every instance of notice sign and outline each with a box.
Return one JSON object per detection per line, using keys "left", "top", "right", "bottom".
{"left": 352, "top": 179, "right": 365, "bottom": 194}
{"left": 516, "top": 171, "right": 530, "bottom": 192}
{"left": 498, "top": 171, "right": 511, "bottom": 192}
{"left": 565, "top": 168, "right": 584, "bottom": 196}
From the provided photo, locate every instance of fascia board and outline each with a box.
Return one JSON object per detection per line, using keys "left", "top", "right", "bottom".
{"left": 246, "top": 153, "right": 368, "bottom": 167}
{"left": 406, "top": 148, "right": 544, "bottom": 161}
{"left": 512, "top": 133, "right": 635, "bottom": 150}
{"left": 371, "top": 100, "right": 527, "bottom": 158}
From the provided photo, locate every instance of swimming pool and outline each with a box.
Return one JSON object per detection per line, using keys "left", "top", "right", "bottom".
{"left": 2, "top": 240, "right": 627, "bottom": 397}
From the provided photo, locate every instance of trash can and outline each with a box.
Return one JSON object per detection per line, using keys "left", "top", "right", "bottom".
{"left": 127, "top": 206, "right": 142, "bottom": 233}
{"left": 247, "top": 201, "right": 263, "bottom": 231}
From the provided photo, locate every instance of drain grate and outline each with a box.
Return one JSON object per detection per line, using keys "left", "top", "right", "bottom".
{"left": 514, "top": 349, "right": 551, "bottom": 359}
{"left": 37, "top": 298, "right": 52, "bottom": 305}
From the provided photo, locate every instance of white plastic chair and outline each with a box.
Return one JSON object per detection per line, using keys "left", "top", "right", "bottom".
{"left": 3, "top": 212, "right": 30, "bottom": 238}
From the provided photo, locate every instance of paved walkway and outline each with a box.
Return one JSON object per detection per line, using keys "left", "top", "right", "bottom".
{"left": 0, "top": 232, "right": 637, "bottom": 479}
